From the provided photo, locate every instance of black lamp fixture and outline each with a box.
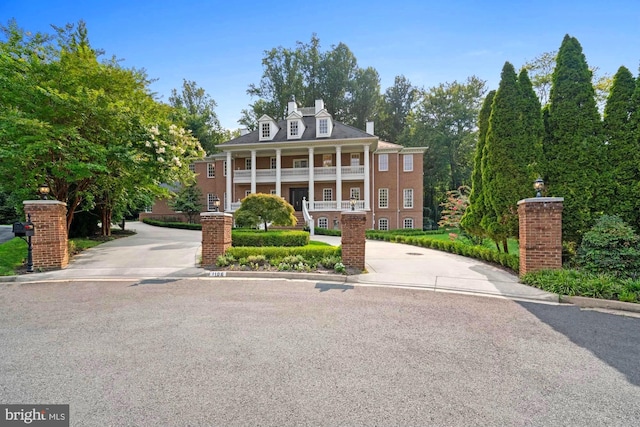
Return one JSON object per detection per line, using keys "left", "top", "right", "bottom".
{"left": 534, "top": 177, "right": 544, "bottom": 198}
{"left": 38, "top": 183, "right": 50, "bottom": 200}
{"left": 212, "top": 195, "right": 220, "bottom": 212}
{"left": 350, "top": 196, "right": 357, "bottom": 211}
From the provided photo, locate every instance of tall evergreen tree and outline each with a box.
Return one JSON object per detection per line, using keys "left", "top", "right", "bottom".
{"left": 461, "top": 90, "right": 495, "bottom": 238}
{"left": 543, "top": 35, "right": 603, "bottom": 243}
{"left": 603, "top": 66, "right": 638, "bottom": 229}
{"left": 482, "top": 63, "right": 542, "bottom": 251}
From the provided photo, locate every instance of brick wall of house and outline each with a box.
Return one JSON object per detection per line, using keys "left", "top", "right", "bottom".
{"left": 201, "top": 212, "right": 233, "bottom": 267}
{"left": 341, "top": 211, "right": 367, "bottom": 271}
{"left": 517, "top": 197, "right": 564, "bottom": 277}
{"left": 23, "top": 200, "right": 69, "bottom": 270}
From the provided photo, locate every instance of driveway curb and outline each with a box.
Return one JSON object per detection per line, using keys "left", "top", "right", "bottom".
{"left": 560, "top": 295, "right": 640, "bottom": 313}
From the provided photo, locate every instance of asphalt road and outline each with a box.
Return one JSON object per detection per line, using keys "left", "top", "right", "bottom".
{"left": 0, "top": 225, "right": 13, "bottom": 244}
{"left": 1, "top": 278, "right": 638, "bottom": 426}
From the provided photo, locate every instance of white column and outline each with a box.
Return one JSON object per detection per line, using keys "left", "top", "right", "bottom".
{"left": 335, "top": 146, "right": 342, "bottom": 210}
{"left": 308, "top": 147, "right": 315, "bottom": 211}
{"left": 250, "top": 150, "right": 256, "bottom": 194}
{"left": 364, "top": 144, "right": 370, "bottom": 210}
{"left": 275, "top": 148, "right": 282, "bottom": 197}
{"left": 226, "top": 151, "right": 232, "bottom": 211}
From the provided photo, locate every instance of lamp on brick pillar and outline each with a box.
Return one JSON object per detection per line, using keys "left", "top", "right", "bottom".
{"left": 212, "top": 195, "right": 220, "bottom": 212}
{"left": 38, "top": 183, "right": 50, "bottom": 200}
{"left": 350, "top": 195, "right": 357, "bottom": 211}
{"left": 534, "top": 177, "right": 544, "bottom": 198}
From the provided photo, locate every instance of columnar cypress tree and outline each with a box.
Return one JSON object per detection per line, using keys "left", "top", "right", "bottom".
{"left": 543, "top": 35, "right": 603, "bottom": 243}
{"left": 461, "top": 90, "right": 495, "bottom": 238}
{"left": 603, "top": 66, "right": 638, "bottom": 229}
{"left": 482, "top": 63, "right": 543, "bottom": 252}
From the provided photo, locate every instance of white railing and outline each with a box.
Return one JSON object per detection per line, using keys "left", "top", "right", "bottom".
{"left": 233, "top": 166, "right": 365, "bottom": 183}
{"left": 302, "top": 197, "right": 314, "bottom": 236}
{"left": 308, "top": 200, "right": 366, "bottom": 211}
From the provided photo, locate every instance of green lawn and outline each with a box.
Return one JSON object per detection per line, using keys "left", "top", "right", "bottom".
{"left": 0, "top": 238, "right": 28, "bottom": 275}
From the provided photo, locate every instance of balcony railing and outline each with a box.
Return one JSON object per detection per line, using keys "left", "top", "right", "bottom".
{"left": 233, "top": 166, "right": 365, "bottom": 183}
{"left": 226, "top": 200, "right": 366, "bottom": 212}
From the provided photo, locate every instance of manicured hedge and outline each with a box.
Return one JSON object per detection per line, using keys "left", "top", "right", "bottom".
{"left": 227, "top": 246, "right": 340, "bottom": 262}
{"left": 314, "top": 227, "right": 342, "bottom": 236}
{"left": 232, "top": 230, "right": 309, "bottom": 247}
{"left": 142, "top": 218, "right": 202, "bottom": 230}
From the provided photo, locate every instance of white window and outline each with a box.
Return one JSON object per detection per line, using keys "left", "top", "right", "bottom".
{"left": 293, "top": 159, "right": 308, "bottom": 168}
{"left": 223, "top": 160, "right": 227, "bottom": 176}
{"left": 261, "top": 122, "right": 270, "bottom": 139}
{"left": 323, "top": 188, "right": 333, "bottom": 202}
{"left": 289, "top": 121, "right": 298, "bottom": 136}
{"left": 378, "top": 218, "right": 389, "bottom": 231}
{"left": 189, "top": 163, "right": 196, "bottom": 173}
{"left": 245, "top": 158, "right": 252, "bottom": 170}
{"left": 350, "top": 187, "right": 360, "bottom": 200}
{"left": 403, "top": 189, "right": 414, "bottom": 208}
{"left": 270, "top": 157, "right": 276, "bottom": 169}
{"left": 318, "top": 217, "right": 329, "bottom": 229}
{"left": 379, "top": 188, "right": 389, "bottom": 208}
{"left": 318, "top": 118, "right": 328, "bottom": 135}
{"left": 207, "top": 163, "right": 215, "bottom": 178}
{"left": 270, "top": 189, "right": 277, "bottom": 195}
{"left": 403, "top": 154, "right": 413, "bottom": 172}
{"left": 378, "top": 154, "right": 388, "bottom": 171}
{"left": 403, "top": 218, "right": 414, "bottom": 229}
{"left": 351, "top": 153, "right": 360, "bottom": 166}
{"left": 245, "top": 190, "right": 251, "bottom": 198}
{"left": 144, "top": 205, "right": 153, "bottom": 213}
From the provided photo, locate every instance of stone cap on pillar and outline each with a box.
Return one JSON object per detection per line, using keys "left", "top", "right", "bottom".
{"left": 517, "top": 197, "right": 564, "bottom": 205}
{"left": 200, "top": 212, "right": 233, "bottom": 218}
{"left": 23, "top": 200, "right": 67, "bottom": 207}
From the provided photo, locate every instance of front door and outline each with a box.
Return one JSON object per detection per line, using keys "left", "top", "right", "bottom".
{"left": 290, "top": 188, "right": 309, "bottom": 212}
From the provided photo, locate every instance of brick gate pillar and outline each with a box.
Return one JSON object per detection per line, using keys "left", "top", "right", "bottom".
{"left": 201, "top": 212, "right": 233, "bottom": 267}
{"left": 341, "top": 211, "right": 367, "bottom": 272}
{"left": 517, "top": 197, "right": 564, "bottom": 277}
{"left": 23, "top": 200, "right": 69, "bottom": 270}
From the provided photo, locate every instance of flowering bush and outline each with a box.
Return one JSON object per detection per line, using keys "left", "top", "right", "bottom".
{"left": 438, "top": 186, "right": 470, "bottom": 228}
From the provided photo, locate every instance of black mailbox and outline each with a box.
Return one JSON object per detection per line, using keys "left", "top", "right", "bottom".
{"left": 13, "top": 222, "right": 35, "bottom": 237}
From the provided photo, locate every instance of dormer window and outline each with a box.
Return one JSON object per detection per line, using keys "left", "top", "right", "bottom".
{"left": 261, "top": 122, "right": 270, "bottom": 139}
{"left": 315, "top": 109, "right": 333, "bottom": 138}
{"left": 258, "top": 114, "right": 278, "bottom": 141}
{"left": 319, "top": 119, "right": 328, "bottom": 135}
{"left": 286, "top": 111, "right": 305, "bottom": 140}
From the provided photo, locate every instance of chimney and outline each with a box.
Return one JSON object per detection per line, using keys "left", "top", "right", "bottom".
{"left": 240, "top": 128, "right": 248, "bottom": 136}
{"left": 315, "top": 99, "right": 325, "bottom": 114}
{"left": 288, "top": 95, "right": 298, "bottom": 115}
{"left": 366, "top": 121, "right": 374, "bottom": 135}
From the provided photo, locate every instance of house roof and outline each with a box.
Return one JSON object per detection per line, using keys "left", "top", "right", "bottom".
{"left": 217, "top": 116, "right": 375, "bottom": 148}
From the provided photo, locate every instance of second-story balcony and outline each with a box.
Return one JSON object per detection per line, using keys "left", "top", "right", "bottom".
{"left": 233, "top": 166, "right": 365, "bottom": 184}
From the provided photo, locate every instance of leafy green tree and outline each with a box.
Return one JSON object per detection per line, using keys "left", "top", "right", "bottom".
{"left": 169, "top": 79, "right": 226, "bottom": 154}
{"left": 241, "top": 35, "right": 378, "bottom": 129}
{"left": 543, "top": 35, "right": 603, "bottom": 243}
{"left": 460, "top": 90, "right": 495, "bottom": 238}
{"left": 0, "top": 20, "right": 205, "bottom": 234}
{"left": 233, "top": 193, "right": 296, "bottom": 232}
{"left": 402, "top": 76, "right": 486, "bottom": 224}
{"left": 603, "top": 66, "right": 638, "bottom": 229}
{"left": 346, "top": 66, "right": 381, "bottom": 129}
{"left": 170, "top": 184, "right": 204, "bottom": 224}
{"left": 377, "top": 75, "right": 418, "bottom": 143}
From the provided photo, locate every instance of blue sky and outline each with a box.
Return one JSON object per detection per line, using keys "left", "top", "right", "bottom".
{"left": 2, "top": 1, "right": 639, "bottom": 129}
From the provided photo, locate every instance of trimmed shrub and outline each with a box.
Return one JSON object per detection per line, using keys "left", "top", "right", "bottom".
{"left": 227, "top": 246, "right": 340, "bottom": 264}
{"left": 232, "top": 230, "right": 309, "bottom": 247}
{"left": 577, "top": 215, "right": 640, "bottom": 278}
{"left": 314, "top": 227, "right": 342, "bottom": 236}
{"left": 143, "top": 218, "right": 202, "bottom": 230}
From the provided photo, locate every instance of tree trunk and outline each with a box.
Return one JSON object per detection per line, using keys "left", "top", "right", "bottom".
{"left": 502, "top": 239, "right": 508, "bottom": 254}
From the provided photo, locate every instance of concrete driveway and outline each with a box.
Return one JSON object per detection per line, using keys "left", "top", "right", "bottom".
{"left": 5, "top": 222, "right": 556, "bottom": 302}
{"left": 0, "top": 224, "right": 13, "bottom": 244}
